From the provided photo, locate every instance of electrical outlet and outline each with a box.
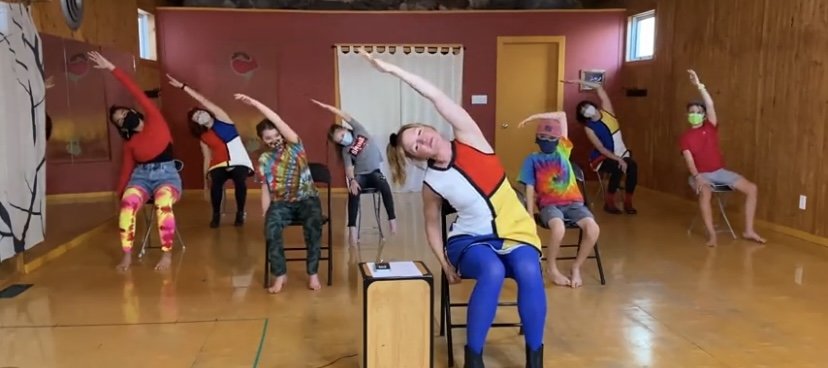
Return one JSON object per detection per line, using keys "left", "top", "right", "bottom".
{"left": 799, "top": 195, "right": 807, "bottom": 210}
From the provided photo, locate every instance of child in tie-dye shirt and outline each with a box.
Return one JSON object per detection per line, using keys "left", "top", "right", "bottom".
{"left": 236, "top": 93, "right": 323, "bottom": 294}
{"left": 517, "top": 112, "right": 600, "bottom": 288}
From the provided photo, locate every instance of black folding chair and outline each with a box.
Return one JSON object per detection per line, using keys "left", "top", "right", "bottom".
{"left": 263, "top": 163, "right": 334, "bottom": 287}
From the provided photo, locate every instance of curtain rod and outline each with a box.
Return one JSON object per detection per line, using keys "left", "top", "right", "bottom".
{"left": 332, "top": 44, "right": 465, "bottom": 49}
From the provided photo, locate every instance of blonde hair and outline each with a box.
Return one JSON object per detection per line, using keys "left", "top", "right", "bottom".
{"left": 386, "top": 123, "right": 428, "bottom": 186}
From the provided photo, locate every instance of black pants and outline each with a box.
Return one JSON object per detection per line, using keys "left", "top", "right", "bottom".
{"left": 347, "top": 169, "right": 396, "bottom": 227}
{"left": 599, "top": 157, "right": 638, "bottom": 194}
{"left": 209, "top": 166, "right": 249, "bottom": 214}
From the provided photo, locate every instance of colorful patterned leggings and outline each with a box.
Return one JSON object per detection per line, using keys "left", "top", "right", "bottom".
{"left": 119, "top": 185, "right": 179, "bottom": 253}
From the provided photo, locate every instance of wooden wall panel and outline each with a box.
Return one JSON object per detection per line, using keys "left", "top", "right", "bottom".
{"left": 618, "top": 0, "right": 828, "bottom": 237}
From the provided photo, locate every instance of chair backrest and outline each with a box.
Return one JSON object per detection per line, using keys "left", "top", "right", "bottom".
{"left": 308, "top": 163, "right": 331, "bottom": 185}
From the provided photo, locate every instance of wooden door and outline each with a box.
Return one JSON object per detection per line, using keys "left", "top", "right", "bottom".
{"left": 495, "top": 36, "right": 565, "bottom": 185}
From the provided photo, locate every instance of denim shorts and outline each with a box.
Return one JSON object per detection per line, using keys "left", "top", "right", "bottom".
{"left": 127, "top": 161, "right": 182, "bottom": 197}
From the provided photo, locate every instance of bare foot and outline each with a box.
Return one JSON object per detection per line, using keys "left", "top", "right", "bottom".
{"left": 389, "top": 219, "right": 398, "bottom": 235}
{"left": 154, "top": 252, "right": 172, "bottom": 271}
{"left": 545, "top": 267, "right": 571, "bottom": 286}
{"left": 706, "top": 234, "right": 718, "bottom": 247}
{"left": 267, "top": 274, "right": 287, "bottom": 294}
{"left": 308, "top": 274, "right": 322, "bottom": 291}
{"left": 742, "top": 232, "right": 766, "bottom": 244}
{"left": 348, "top": 226, "right": 358, "bottom": 246}
{"left": 116, "top": 253, "right": 132, "bottom": 272}
{"left": 570, "top": 268, "right": 583, "bottom": 288}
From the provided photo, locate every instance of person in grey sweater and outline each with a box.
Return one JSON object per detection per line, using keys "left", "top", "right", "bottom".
{"left": 312, "top": 99, "right": 397, "bottom": 245}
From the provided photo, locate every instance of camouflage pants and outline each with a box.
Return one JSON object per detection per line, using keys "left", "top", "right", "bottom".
{"left": 265, "top": 196, "right": 323, "bottom": 276}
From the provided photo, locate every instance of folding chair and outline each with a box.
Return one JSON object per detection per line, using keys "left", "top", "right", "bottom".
{"left": 263, "top": 162, "right": 334, "bottom": 287}
{"left": 687, "top": 183, "right": 737, "bottom": 239}
{"left": 346, "top": 176, "right": 384, "bottom": 241}
{"left": 138, "top": 159, "right": 187, "bottom": 259}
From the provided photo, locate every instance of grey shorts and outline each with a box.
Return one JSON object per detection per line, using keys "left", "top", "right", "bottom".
{"left": 539, "top": 202, "right": 593, "bottom": 226}
{"left": 688, "top": 169, "right": 743, "bottom": 191}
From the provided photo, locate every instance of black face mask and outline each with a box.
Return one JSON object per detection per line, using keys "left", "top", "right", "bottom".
{"left": 536, "top": 137, "right": 560, "bottom": 153}
{"left": 118, "top": 111, "right": 143, "bottom": 140}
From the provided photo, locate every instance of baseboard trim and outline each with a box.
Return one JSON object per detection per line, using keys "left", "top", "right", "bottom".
{"left": 755, "top": 220, "right": 828, "bottom": 248}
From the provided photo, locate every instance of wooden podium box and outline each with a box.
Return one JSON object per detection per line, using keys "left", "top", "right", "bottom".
{"left": 358, "top": 261, "right": 433, "bottom": 368}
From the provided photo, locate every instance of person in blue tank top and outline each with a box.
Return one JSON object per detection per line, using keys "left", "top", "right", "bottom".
{"left": 566, "top": 79, "right": 639, "bottom": 215}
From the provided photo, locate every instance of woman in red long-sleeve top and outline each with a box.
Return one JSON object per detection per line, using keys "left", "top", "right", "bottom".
{"left": 87, "top": 51, "right": 182, "bottom": 272}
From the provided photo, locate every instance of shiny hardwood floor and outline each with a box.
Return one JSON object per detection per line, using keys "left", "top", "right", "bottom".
{"left": 2, "top": 187, "right": 828, "bottom": 367}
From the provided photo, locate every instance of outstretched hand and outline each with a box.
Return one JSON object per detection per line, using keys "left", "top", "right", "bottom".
{"left": 166, "top": 74, "right": 184, "bottom": 89}
{"left": 44, "top": 75, "right": 55, "bottom": 89}
{"left": 687, "top": 69, "right": 701, "bottom": 86}
{"left": 359, "top": 49, "right": 393, "bottom": 73}
{"left": 86, "top": 51, "right": 115, "bottom": 71}
{"left": 234, "top": 93, "right": 257, "bottom": 106}
{"left": 518, "top": 111, "right": 566, "bottom": 128}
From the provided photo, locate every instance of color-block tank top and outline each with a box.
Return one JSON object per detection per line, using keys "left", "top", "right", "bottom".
{"left": 423, "top": 140, "right": 542, "bottom": 254}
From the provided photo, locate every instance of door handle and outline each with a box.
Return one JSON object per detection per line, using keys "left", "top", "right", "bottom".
{"left": 501, "top": 123, "right": 509, "bottom": 129}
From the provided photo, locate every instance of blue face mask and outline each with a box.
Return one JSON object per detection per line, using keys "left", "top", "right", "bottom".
{"left": 339, "top": 132, "right": 354, "bottom": 146}
{"left": 536, "top": 137, "right": 559, "bottom": 153}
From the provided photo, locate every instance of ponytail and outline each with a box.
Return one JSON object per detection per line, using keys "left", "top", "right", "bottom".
{"left": 387, "top": 133, "right": 407, "bottom": 185}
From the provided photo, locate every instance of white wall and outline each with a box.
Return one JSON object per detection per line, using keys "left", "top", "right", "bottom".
{"left": 0, "top": 3, "right": 47, "bottom": 262}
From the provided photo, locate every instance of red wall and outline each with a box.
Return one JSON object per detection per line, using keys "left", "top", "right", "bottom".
{"left": 154, "top": 9, "right": 626, "bottom": 190}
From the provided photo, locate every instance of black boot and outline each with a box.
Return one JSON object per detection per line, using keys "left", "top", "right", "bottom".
{"left": 464, "top": 345, "right": 484, "bottom": 368}
{"left": 209, "top": 213, "right": 220, "bottom": 228}
{"left": 234, "top": 211, "right": 245, "bottom": 226}
{"left": 526, "top": 344, "right": 543, "bottom": 368}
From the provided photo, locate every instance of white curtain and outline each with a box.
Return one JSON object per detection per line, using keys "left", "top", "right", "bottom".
{"left": 336, "top": 45, "right": 463, "bottom": 192}
{"left": 0, "top": 4, "right": 47, "bottom": 262}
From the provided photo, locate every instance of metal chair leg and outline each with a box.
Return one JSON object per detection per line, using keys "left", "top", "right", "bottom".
{"left": 138, "top": 205, "right": 154, "bottom": 259}
{"left": 717, "top": 194, "right": 737, "bottom": 239}
{"left": 372, "top": 192, "right": 383, "bottom": 239}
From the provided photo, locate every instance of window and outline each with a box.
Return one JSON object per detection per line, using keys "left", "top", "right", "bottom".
{"left": 626, "top": 10, "right": 655, "bottom": 62}
{"left": 137, "top": 9, "right": 156, "bottom": 61}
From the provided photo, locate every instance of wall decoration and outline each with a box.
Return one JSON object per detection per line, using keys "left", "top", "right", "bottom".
{"left": 579, "top": 69, "right": 605, "bottom": 91}
{"left": 230, "top": 52, "right": 258, "bottom": 80}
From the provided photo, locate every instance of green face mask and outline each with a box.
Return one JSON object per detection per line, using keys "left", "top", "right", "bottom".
{"left": 688, "top": 113, "right": 704, "bottom": 126}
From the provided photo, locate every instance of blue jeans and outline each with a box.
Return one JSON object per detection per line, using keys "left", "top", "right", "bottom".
{"left": 127, "top": 161, "right": 182, "bottom": 196}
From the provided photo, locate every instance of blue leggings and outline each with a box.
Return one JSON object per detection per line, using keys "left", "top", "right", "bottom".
{"left": 457, "top": 244, "right": 546, "bottom": 353}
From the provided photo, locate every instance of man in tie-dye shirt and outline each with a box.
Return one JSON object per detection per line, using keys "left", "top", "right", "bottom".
{"left": 517, "top": 112, "right": 600, "bottom": 288}
{"left": 237, "top": 93, "right": 323, "bottom": 294}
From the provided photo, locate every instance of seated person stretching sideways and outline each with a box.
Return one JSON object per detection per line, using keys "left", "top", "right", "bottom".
{"left": 236, "top": 93, "right": 324, "bottom": 293}
{"left": 517, "top": 112, "right": 600, "bottom": 288}
{"left": 679, "top": 69, "right": 765, "bottom": 247}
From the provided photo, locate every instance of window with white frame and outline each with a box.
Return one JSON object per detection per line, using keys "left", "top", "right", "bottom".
{"left": 626, "top": 10, "right": 655, "bottom": 62}
{"left": 137, "top": 9, "right": 156, "bottom": 61}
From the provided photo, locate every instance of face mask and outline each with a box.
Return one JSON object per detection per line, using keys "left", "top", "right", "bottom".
{"left": 119, "top": 111, "right": 142, "bottom": 140}
{"left": 339, "top": 132, "right": 354, "bottom": 146}
{"left": 536, "top": 138, "right": 559, "bottom": 153}
{"left": 688, "top": 113, "right": 704, "bottom": 126}
{"left": 583, "top": 105, "right": 597, "bottom": 119}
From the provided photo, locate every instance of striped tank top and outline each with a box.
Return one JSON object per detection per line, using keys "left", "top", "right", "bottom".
{"left": 423, "top": 140, "right": 542, "bottom": 254}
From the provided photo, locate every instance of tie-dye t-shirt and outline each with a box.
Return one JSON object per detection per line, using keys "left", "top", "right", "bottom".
{"left": 517, "top": 137, "right": 583, "bottom": 207}
{"left": 257, "top": 139, "right": 318, "bottom": 203}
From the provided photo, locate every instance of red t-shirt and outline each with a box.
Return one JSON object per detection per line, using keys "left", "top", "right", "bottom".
{"left": 678, "top": 120, "right": 724, "bottom": 173}
{"left": 112, "top": 68, "right": 174, "bottom": 195}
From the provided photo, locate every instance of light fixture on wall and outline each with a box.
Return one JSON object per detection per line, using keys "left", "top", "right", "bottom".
{"left": 60, "top": 0, "right": 83, "bottom": 30}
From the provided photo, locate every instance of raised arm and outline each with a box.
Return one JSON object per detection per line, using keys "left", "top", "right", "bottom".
{"left": 563, "top": 79, "right": 614, "bottom": 115}
{"left": 310, "top": 99, "right": 354, "bottom": 128}
{"left": 517, "top": 111, "right": 569, "bottom": 138}
{"left": 87, "top": 51, "right": 162, "bottom": 121}
{"left": 234, "top": 94, "right": 299, "bottom": 144}
{"left": 168, "top": 74, "right": 232, "bottom": 123}
{"left": 687, "top": 70, "right": 717, "bottom": 126}
{"left": 360, "top": 51, "right": 490, "bottom": 152}
{"left": 422, "top": 185, "right": 460, "bottom": 283}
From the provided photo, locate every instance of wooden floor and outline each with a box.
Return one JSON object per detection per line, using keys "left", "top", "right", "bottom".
{"left": 2, "top": 186, "right": 828, "bottom": 367}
